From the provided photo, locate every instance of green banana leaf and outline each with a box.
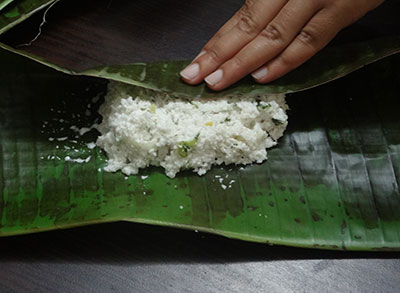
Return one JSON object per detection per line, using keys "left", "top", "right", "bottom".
{"left": 1, "top": 47, "right": 400, "bottom": 251}
{"left": 0, "top": 0, "right": 399, "bottom": 250}
{"left": 0, "top": 0, "right": 55, "bottom": 35}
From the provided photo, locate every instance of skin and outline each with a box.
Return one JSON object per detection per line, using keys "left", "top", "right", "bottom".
{"left": 180, "top": 0, "right": 384, "bottom": 91}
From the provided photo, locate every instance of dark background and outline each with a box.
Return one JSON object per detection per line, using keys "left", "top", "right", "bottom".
{"left": 1, "top": 1, "right": 399, "bottom": 292}
{"left": 1, "top": 222, "right": 400, "bottom": 292}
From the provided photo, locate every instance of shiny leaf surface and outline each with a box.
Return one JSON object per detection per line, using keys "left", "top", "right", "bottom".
{"left": 1, "top": 49, "right": 399, "bottom": 251}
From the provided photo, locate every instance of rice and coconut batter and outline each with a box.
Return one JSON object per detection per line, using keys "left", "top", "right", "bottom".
{"left": 96, "top": 81, "right": 288, "bottom": 178}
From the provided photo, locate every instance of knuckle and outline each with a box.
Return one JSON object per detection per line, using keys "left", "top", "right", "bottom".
{"left": 260, "top": 23, "right": 284, "bottom": 43}
{"left": 243, "top": 0, "right": 256, "bottom": 10}
{"left": 205, "top": 47, "right": 221, "bottom": 63}
{"left": 297, "top": 29, "right": 317, "bottom": 47}
{"left": 237, "top": 9, "right": 259, "bottom": 35}
{"left": 296, "top": 21, "right": 323, "bottom": 48}
{"left": 230, "top": 55, "right": 245, "bottom": 69}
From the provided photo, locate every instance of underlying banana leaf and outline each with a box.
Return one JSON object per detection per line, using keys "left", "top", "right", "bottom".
{"left": 0, "top": 0, "right": 55, "bottom": 35}
{"left": 1, "top": 47, "right": 400, "bottom": 251}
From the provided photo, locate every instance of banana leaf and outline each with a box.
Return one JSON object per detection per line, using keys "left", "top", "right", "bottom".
{"left": 0, "top": 0, "right": 56, "bottom": 35}
{"left": 1, "top": 47, "right": 400, "bottom": 251}
{"left": 0, "top": 0, "right": 400, "bottom": 250}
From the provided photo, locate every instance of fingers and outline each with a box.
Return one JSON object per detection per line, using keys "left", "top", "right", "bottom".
{"left": 205, "top": 0, "right": 321, "bottom": 90}
{"left": 181, "top": 0, "right": 382, "bottom": 90}
{"left": 251, "top": 9, "right": 344, "bottom": 84}
{"left": 180, "top": 0, "right": 288, "bottom": 84}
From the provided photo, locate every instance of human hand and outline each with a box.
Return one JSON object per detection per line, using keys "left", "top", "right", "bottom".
{"left": 180, "top": 0, "right": 384, "bottom": 91}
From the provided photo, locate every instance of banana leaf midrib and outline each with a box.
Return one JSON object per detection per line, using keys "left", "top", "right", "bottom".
{"left": 0, "top": 0, "right": 15, "bottom": 12}
{"left": 0, "top": 0, "right": 57, "bottom": 35}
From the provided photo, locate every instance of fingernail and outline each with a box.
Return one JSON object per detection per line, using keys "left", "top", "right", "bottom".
{"left": 194, "top": 50, "right": 206, "bottom": 60}
{"left": 180, "top": 63, "right": 199, "bottom": 80}
{"left": 251, "top": 67, "right": 268, "bottom": 80}
{"left": 205, "top": 69, "right": 223, "bottom": 86}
